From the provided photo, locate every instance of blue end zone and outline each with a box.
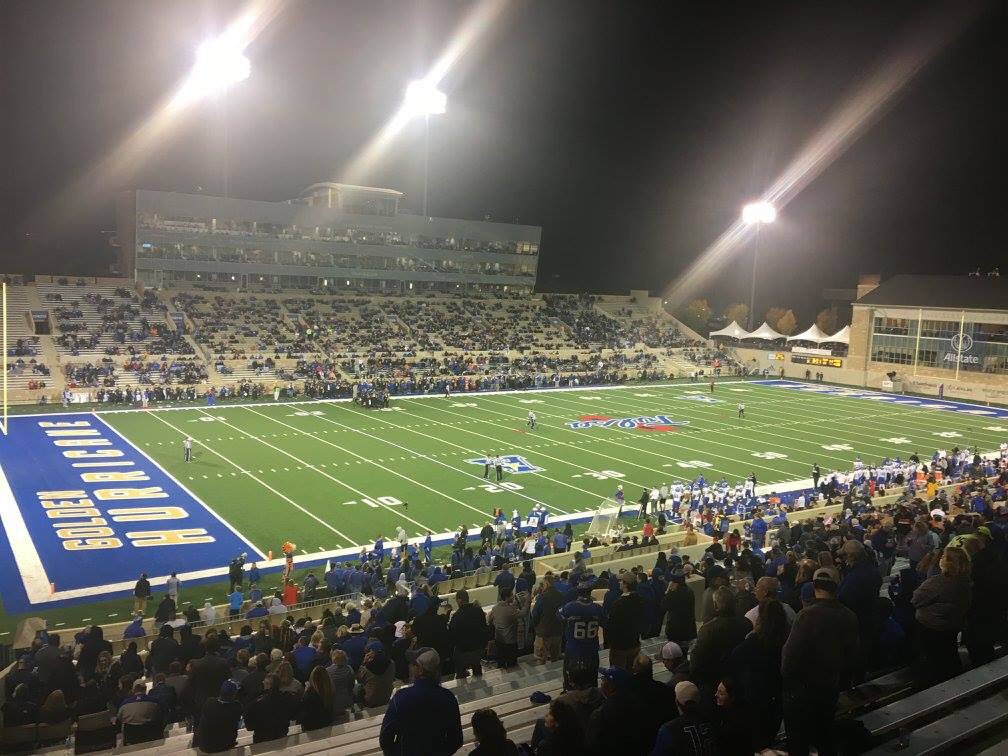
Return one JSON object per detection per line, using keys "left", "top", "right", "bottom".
{"left": 754, "top": 380, "right": 1008, "bottom": 419}
{"left": 0, "top": 414, "right": 261, "bottom": 614}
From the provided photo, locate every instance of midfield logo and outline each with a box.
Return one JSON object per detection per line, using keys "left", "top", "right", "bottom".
{"left": 566, "top": 414, "right": 689, "bottom": 432}
{"left": 465, "top": 455, "right": 543, "bottom": 474}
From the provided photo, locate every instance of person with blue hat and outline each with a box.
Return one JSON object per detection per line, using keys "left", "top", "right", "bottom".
{"left": 194, "top": 679, "right": 243, "bottom": 753}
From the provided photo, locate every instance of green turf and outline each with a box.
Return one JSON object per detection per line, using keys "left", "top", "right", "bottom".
{"left": 3, "top": 379, "right": 1005, "bottom": 637}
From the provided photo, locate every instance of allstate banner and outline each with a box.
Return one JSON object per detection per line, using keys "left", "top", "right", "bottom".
{"left": 0, "top": 414, "right": 260, "bottom": 612}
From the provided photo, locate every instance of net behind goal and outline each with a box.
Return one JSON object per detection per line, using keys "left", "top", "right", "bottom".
{"left": 583, "top": 497, "right": 625, "bottom": 541}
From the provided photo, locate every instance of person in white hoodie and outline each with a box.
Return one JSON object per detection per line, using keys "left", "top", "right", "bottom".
{"left": 199, "top": 599, "right": 217, "bottom": 625}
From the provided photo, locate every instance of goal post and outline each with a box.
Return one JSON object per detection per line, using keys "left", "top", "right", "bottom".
{"left": 583, "top": 496, "right": 625, "bottom": 542}
{"left": 1, "top": 282, "right": 6, "bottom": 436}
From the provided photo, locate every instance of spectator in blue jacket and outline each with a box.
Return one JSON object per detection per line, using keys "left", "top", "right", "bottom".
{"left": 379, "top": 647, "right": 462, "bottom": 756}
{"left": 123, "top": 614, "right": 146, "bottom": 639}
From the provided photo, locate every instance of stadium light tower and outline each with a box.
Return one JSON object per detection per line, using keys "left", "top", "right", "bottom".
{"left": 403, "top": 79, "right": 447, "bottom": 219}
{"left": 741, "top": 201, "right": 777, "bottom": 329}
{"left": 181, "top": 37, "right": 251, "bottom": 103}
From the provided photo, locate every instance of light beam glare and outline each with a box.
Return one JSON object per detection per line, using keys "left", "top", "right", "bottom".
{"left": 664, "top": 0, "right": 986, "bottom": 312}
{"left": 31, "top": 0, "right": 287, "bottom": 234}
{"left": 336, "top": 0, "right": 511, "bottom": 188}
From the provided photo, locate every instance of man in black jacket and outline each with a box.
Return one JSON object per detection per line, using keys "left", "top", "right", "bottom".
{"left": 781, "top": 567, "right": 859, "bottom": 756}
{"left": 189, "top": 638, "right": 230, "bottom": 727}
{"left": 689, "top": 586, "right": 751, "bottom": 690}
{"left": 662, "top": 570, "right": 696, "bottom": 648}
{"left": 194, "top": 680, "right": 243, "bottom": 753}
{"left": 448, "top": 590, "right": 488, "bottom": 678}
{"left": 606, "top": 575, "right": 643, "bottom": 669}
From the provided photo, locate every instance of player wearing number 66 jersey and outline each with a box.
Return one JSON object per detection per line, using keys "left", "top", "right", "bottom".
{"left": 558, "top": 581, "right": 605, "bottom": 691}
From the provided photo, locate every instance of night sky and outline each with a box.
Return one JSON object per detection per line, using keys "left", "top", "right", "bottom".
{"left": 1, "top": 0, "right": 1003, "bottom": 323}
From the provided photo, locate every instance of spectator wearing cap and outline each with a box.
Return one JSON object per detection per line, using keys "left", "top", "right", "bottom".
{"left": 662, "top": 569, "right": 696, "bottom": 648}
{"left": 340, "top": 623, "right": 369, "bottom": 669}
{"left": 655, "top": 642, "right": 690, "bottom": 687}
{"left": 357, "top": 640, "right": 396, "bottom": 708}
{"left": 379, "top": 647, "right": 463, "bottom": 756}
{"left": 912, "top": 545, "right": 972, "bottom": 685}
{"left": 449, "top": 590, "right": 489, "bottom": 678}
{"left": 244, "top": 673, "right": 296, "bottom": 743}
{"left": 650, "top": 680, "right": 717, "bottom": 756}
{"left": 606, "top": 574, "right": 644, "bottom": 669}
{"left": 194, "top": 680, "right": 243, "bottom": 753}
{"left": 530, "top": 573, "right": 565, "bottom": 663}
{"left": 781, "top": 565, "right": 859, "bottom": 756}
{"left": 689, "top": 586, "right": 752, "bottom": 691}
{"left": 587, "top": 667, "right": 651, "bottom": 756}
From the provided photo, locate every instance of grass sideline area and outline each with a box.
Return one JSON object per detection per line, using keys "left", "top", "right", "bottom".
{"left": 2, "top": 378, "right": 1006, "bottom": 639}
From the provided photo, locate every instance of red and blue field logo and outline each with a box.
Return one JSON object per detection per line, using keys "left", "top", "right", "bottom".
{"left": 566, "top": 414, "right": 689, "bottom": 432}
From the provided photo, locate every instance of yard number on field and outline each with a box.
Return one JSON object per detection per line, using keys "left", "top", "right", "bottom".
{"left": 572, "top": 470, "right": 625, "bottom": 480}
{"left": 753, "top": 451, "right": 788, "bottom": 459}
{"left": 341, "top": 496, "right": 404, "bottom": 508}
{"left": 676, "top": 460, "right": 713, "bottom": 469}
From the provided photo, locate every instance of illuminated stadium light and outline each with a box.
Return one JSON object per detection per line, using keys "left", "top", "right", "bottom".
{"left": 181, "top": 37, "right": 251, "bottom": 102}
{"left": 403, "top": 79, "right": 447, "bottom": 118}
{"left": 741, "top": 201, "right": 777, "bottom": 225}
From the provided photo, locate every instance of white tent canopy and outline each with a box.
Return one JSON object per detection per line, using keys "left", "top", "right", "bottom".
{"left": 746, "top": 322, "right": 787, "bottom": 341}
{"left": 786, "top": 323, "right": 829, "bottom": 343}
{"left": 822, "top": 325, "right": 850, "bottom": 344}
{"left": 709, "top": 320, "right": 751, "bottom": 340}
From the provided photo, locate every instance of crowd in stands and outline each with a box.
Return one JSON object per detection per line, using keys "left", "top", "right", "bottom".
{"left": 4, "top": 450, "right": 1008, "bottom": 753}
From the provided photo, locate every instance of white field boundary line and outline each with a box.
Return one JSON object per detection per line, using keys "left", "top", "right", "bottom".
{"left": 6, "top": 380, "right": 754, "bottom": 419}
{"left": 385, "top": 397, "right": 690, "bottom": 489}
{"left": 147, "top": 409, "right": 358, "bottom": 546}
{"left": 325, "top": 401, "right": 646, "bottom": 513}
{"left": 242, "top": 405, "right": 545, "bottom": 521}
{"left": 708, "top": 383, "right": 1008, "bottom": 445}
{"left": 194, "top": 408, "right": 436, "bottom": 535}
{"left": 501, "top": 392, "right": 820, "bottom": 479}
{"left": 91, "top": 413, "right": 268, "bottom": 561}
{"left": 749, "top": 381, "right": 1008, "bottom": 425}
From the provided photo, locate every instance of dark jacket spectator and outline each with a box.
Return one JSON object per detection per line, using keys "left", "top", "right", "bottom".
{"left": 147, "top": 625, "right": 180, "bottom": 674}
{"left": 449, "top": 599, "right": 489, "bottom": 652}
{"left": 689, "top": 587, "right": 752, "bottom": 689}
{"left": 470, "top": 708, "right": 519, "bottom": 756}
{"left": 194, "top": 681, "right": 243, "bottom": 753}
{"left": 77, "top": 625, "right": 113, "bottom": 680}
{"left": 298, "top": 667, "right": 335, "bottom": 732}
{"left": 3, "top": 684, "right": 38, "bottom": 726}
{"left": 606, "top": 580, "right": 644, "bottom": 659}
{"left": 357, "top": 643, "right": 396, "bottom": 708}
{"left": 662, "top": 578, "right": 697, "bottom": 645}
{"left": 244, "top": 674, "right": 296, "bottom": 743}
{"left": 650, "top": 681, "right": 718, "bottom": 756}
{"left": 189, "top": 641, "right": 231, "bottom": 717}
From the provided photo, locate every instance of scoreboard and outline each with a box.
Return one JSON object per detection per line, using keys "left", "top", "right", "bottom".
{"left": 791, "top": 354, "right": 843, "bottom": 368}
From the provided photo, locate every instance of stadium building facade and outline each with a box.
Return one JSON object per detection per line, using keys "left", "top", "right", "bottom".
{"left": 116, "top": 183, "right": 541, "bottom": 294}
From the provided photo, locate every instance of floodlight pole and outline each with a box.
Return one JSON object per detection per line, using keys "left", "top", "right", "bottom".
{"left": 748, "top": 223, "right": 761, "bottom": 331}
{"left": 423, "top": 114, "right": 431, "bottom": 219}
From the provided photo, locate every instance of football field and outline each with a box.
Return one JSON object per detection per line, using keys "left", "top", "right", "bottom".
{"left": 2, "top": 379, "right": 1008, "bottom": 632}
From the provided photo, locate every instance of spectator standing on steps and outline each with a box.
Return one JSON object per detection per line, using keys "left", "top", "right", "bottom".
{"left": 605, "top": 574, "right": 643, "bottom": 669}
{"left": 781, "top": 566, "right": 859, "bottom": 756}
{"left": 378, "top": 647, "right": 463, "bottom": 756}
{"left": 449, "top": 590, "right": 489, "bottom": 679}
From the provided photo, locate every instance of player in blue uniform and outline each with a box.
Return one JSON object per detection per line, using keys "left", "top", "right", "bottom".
{"left": 558, "top": 580, "right": 605, "bottom": 691}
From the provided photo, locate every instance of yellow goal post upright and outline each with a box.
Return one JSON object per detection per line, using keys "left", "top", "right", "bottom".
{"left": 1, "top": 281, "right": 7, "bottom": 436}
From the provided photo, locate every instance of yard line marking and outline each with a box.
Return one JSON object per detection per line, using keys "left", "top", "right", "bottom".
{"left": 202, "top": 409, "right": 434, "bottom": 533}
{"left": 91, "top": 413, "right": 267, "bottom": 559}
{"left": 334, "top": 403, "right": 642, "bottom": 513}
{"left": 146, "top": 411, "right": 357, "bottom": 544}
{"left": 243, "top": 406, "right": 525, "bottom": 520}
